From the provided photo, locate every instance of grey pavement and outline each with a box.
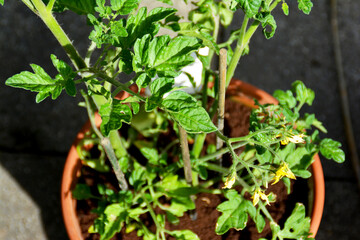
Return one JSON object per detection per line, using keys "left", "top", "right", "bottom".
{"left": 0, "top": 0, "right": 359, "bottom": 239}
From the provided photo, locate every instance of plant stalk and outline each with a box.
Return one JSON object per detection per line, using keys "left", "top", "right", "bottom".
{"left": 81, "top": 90, "right": 129, "bottom": 191}
{"left": 226, "top": 16, "right": 249, "bottom": 86}
{"left": 179, "top": 126, "right": 193, "bottom": 185}
{"left": 30, "top": 0, "right": 86, "bottom": 70}
{"left": 216, "top": 49, "right": 227, "bottom": 154}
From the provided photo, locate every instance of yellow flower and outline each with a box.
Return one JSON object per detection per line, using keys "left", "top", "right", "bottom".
{"left": 252, "top": 188, "right": 270, "bottom": 206}
{"left": 272, "top": 162, "right": 296, "bottom": 185}
{"left": 276, "top": 132, "right": 305, "bottom": 145}
{"left": 222, "top": 174, "right": 236, "bottom": 189}
{"left": 288, "top": 133, "right": 305, "bottom": 144}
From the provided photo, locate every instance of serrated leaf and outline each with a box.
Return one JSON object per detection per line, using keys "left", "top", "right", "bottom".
{"left": 174, "top": 22, "right": 219, "bottom": 54}
{"left": 110, "top": 0, "right": 140, "bottom": 15}
{"left": 133, "top": 34, "right": 152, "bottom": 72}
{"left": 5, "top": 64, "right": 64, "bottom": 102}
{"left": 298, "top": 0, "right": 313, "bottom": 15}
{"left": 140, "top": 147, "right": 159, "bottom": 165}
{"left": 162, "top": 91, "right": 197, "bottom": 112}
{"left": 51, "top": 55, "right": 77, "bottom": 96}
{"left": 273, "top": 89, "right": 296, "bottom": 109}
{"left": 152, "top": 36, "right": 201, "bottom": 71}
{"left": 99, "top": 99, "right": 132, "bottom": 136}
{"left": 150, "top": 77, "right": 175, "bottom": 99}
{"left": 101, "top": 203, "right": 128, "bottom": 240}
{"left": 135, "top": 73, "right": 151, "bottom": 89}
{"left": 216, "top": 190, "right": 256, "bottom": 235}
{"left": 237, "top": 0, "right": 262, "bottom": 18}
{"left": 219, "top": 3, "right": 234, "bottom": 27}
{"left": 320, "top": 138, "right": 345, "bottom": 163}
{"left": 254, "top": 212, "right": 266, "bottom": 233}
{"left": 255, "top": 11, "right": 277, "bottom": 39}
{"left": 118, "top": 49, "right": 133, "bottom": 74}
{"left": 169, "top": 105, "right": 217, "bottom": 133}
{"left": 292, "top": 80, "right": 315, "bottom": 106}
{"left": 169, "top": 230, "right": 200, "bottom": 240}
{"left": 275, "top": 203, "right": 312, "bottom": 239}
{"left": 123, "top": 7, "right": 176, "bottom": 48}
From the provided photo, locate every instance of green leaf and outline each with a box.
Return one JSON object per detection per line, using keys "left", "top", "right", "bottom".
{"left": 236, "top": 0, "right": 262, "bottom": 18}
{"left": 0, "top": 0, "right": 4, "bottom": 6}
{"left": 150, "top": 77, "right": 175, "bottom": 97}
{"left": 135, "top": 73, "right": 151, "bottom": 89}
{"left": 275, "top": 203, "right": 312, "bottom": 239}
{"left": 173, "top": 22, "right": 219, "bottom": 54}
{"left": 50, "top": 55, "right": 77, "bottom": 96}
{"left": 162, "top": 91, "right": 197, "bottom": 112}
{"left": 320, "top": 138, "right": 345, "bottom": 163}
{"left": 54, "top": 0, "right": 97, "bottom": 14}
{"left": 123, "top": 7, "right": 176, "bottom": 48}
{"left": 152, "top": 36, "right": 201, "bottom": 70}
{"left": 5, "top": 64, "right": 63, "bottom": 103}
{"left": 133, "top": 34, "right": 152, "bottom": 72}
{"left": 215, "top": 190, "right": 256, "bottom": 235}
{"left": 169, "top": 230, "right": 200, "bottom": 240}
{"left": 110, "top": 0, "right": 140, "bottom": 15}
{"left": 72, "top": 184, "right": 97, "bottom": 200}
{"left": 219, "top": 3, "right": 234, "bottom": 27}
{"left": 298, "top": 0, "right": 313, "bottom": 15}
{"left": 140, "top": 147, "right": 159, "bottom": 165}
{"left": 254, "top": 11, "right": 277, "bottom": 39}
{"left": 101, "top": 203, "right": 128, "bottom": 240}
{"left": 291, "top": 80, "right": 315, "bottom": 106}
{"left": 254, "top": 212, "right": 266, "bottom": 233}
{"left": 129, "top": 162, "right": 146, "bottom": 190}
{"left": 169, "top": 104, "right": 217, "bottom": 133}
{"left": 118, "top": 49, "right": 133, "bottom": 74}
{"left": 282, "top": 2, "right": 289, "bottom": 16}
{"left": 99, "top": 99, "right": 132, "bottom": 136}
{"left": 273, "top": 89, "right": 296, "bottom": 109}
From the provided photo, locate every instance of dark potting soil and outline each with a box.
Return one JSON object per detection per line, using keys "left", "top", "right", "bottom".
{"left": 75, "top": 99, "right": 310, "bottom": 240}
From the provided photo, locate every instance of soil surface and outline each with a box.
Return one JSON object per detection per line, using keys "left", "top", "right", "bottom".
{"left": 76, "top": 98, "right": 309, "bottom": 240}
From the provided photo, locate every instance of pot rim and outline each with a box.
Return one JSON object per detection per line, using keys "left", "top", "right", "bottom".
{"left": 61, "top": 79, "right": 325, "bottom": 240}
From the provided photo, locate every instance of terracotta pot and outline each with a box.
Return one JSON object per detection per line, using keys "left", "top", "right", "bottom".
{"left": 61, "top": 79, "right": 325, "bottom": 240}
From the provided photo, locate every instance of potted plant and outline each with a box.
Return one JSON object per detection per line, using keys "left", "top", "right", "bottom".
{"left": 2, "top": 0, "right": 344, "bottom": 240}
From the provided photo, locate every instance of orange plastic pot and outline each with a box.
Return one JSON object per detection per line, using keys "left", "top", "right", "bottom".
{"left": 61, "top": 79, "right": 325, "bottom": 240}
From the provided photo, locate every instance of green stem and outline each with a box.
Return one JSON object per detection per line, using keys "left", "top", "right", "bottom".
{"left": 22, "top": 0, "right": 37, "bottom": 14}
{"left": 85, "top": 41, "right": 97, "bottom": 67}
{"left": 191, "top": 133, "right": 206, "bottom": 159}
{"left": 30, "top": 0, "right": 86, "bottom": 70}
{"left": 226, "top": 15, "right": 249, "bottom": 86}
{"left": 46, "top": 0, "right": 55, "bottom": 11}
{"left": 197, "top": 141, "right": 247, "bottom": 162}
{"left": 81, "top": 91, "right": 129, "bottom": 190}
{"left": 216, "top": 131, "right": 259, "bottom": 187}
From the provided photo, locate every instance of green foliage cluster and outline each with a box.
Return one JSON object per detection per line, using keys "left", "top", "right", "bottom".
{"left": 3, "top": 0, "right": 343, "bottom": 240}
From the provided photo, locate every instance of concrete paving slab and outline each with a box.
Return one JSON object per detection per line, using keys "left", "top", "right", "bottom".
{"left": 0, "top": 152, "right": 68, "bottom": 240}
{"left": 0, "top": 163, "right": 46, "bottom": 240}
